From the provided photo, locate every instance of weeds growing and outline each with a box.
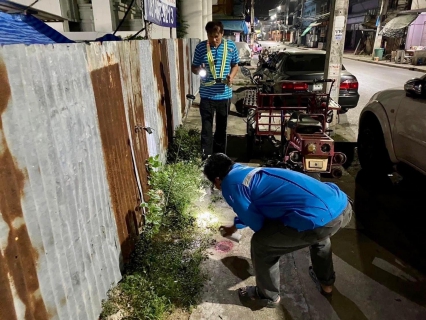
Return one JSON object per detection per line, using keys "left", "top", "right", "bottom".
{"left": 100, "top": 127, "right": 210, "bottom": 320}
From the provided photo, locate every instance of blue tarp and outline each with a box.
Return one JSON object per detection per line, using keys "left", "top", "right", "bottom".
{"left": 221, "top": 20, "right": 249, "bottom": 34}
{"left": 0, "top": 12, "right": 74, "bottom": 45}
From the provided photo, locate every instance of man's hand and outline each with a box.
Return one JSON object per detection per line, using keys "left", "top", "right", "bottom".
{"left": 226, "top": 74, "right": 234, "bottom": 86}
{"left": 219, "top": 225, "right": 237, "bottom": 237}
{"left": 192, "top": 63, "right": 206, "bottom": 75}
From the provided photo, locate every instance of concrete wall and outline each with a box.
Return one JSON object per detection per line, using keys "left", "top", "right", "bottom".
{"left": 12, "top": 0, "right": 64, "bottom": 31}
{"left": 412, "top": 0, "right": 426, "bottom": 9}
{"left": 0, "top": 38, "right": 198, "bottom": 320}
{"left": 12, "top": 0, "right": 176, "bottom": 38}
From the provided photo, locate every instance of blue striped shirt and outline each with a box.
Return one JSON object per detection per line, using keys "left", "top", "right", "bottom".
{"left": 192, "top": 39, "right": 240, "bottom": 100}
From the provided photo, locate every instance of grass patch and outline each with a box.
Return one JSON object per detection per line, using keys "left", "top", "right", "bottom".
{"left": 100, "top": 127, "right": 211, "bottom": 320}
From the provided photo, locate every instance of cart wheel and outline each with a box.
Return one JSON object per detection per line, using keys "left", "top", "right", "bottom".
{"left": 326, "top": 110, "right": 334, "bottom": 123}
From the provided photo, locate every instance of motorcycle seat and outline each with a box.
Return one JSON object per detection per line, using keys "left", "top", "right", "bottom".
{"left": 288, "top": 112, "right": 322, "bottom": 129}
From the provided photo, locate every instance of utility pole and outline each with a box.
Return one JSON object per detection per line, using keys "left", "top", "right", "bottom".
{"left": 323, "top": 0, "right": 349, "bottom": 132}
{"left": 251, "top": 0, "right": 255, "bottom": 45}
{"left": 299, "top": 0, "right": 305, "bottom": 45}
{"left": 373, "top": 0, "right": 389, "bottom": 51}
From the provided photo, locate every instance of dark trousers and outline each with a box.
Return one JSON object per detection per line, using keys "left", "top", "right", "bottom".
{"left": 251, "top": 201, "right": 353, "bottom": 301}
{"left": 199, "top": 98, "right": 230, "bottom": 157}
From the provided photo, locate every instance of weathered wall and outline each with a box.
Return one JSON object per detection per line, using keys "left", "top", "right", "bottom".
{"left": 0, "top": 38, "right": 198, "bottom": 320}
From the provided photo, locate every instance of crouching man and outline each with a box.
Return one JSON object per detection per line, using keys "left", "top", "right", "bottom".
{"left": 203, "top": 153, "right": 353, "bottom": 308}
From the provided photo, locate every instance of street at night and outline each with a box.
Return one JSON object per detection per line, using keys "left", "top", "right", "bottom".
{"left": 3, "top": 0, "right": 426, "bottom": 319}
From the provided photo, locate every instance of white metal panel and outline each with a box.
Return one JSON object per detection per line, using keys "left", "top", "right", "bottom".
{"left": 0, "top": 38, "right": 197, "bottom": 319}
{"left": 167, "top": 39, "right": 182, "bottom": 127}
{"left": 138, "top": 40, "right": 166, "bottom": 160}
{"left": 0, "top": 43, "right": 121, "bottom": 320}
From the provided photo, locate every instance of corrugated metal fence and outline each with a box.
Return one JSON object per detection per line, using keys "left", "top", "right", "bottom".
{"left": 0, "top": 38, "right": 200, "bottom": 320}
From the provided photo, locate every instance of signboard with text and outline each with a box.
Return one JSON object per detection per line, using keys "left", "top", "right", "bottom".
{"left": 144, "top": 0, "right": 177, "bottom": 28}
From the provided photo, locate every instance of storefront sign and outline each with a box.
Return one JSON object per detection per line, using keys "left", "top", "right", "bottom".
{"left": 144, "top": 0, "right": 177, "bottom": 28}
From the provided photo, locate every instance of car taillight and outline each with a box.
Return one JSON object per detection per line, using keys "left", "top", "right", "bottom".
{"left": 340, "top": 79, "right": 358, "bottom": 90}
{"left": 282, "top": 82, "right": 308, "bottom": 91}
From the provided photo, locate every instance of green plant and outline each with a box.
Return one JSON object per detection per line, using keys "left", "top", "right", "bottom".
{"left": 167, "top": 126, "right": 201, "bottom": 164}
{"left": 101, "top": 275, "right": 170, "bottom": 320}
{"left": 100, "top": 127, "right": 210, "bottom": 320}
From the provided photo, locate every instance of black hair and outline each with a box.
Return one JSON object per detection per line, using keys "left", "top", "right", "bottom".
{"left": 205, "top": 21, "right": 224, "bottom": 34}
{"left": 203, "top": 153, "right": 234, "bottom": 183}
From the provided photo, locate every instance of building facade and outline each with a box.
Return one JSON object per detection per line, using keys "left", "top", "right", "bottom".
{"left": 6, "top": 0, "right": 176, "bottom": 40}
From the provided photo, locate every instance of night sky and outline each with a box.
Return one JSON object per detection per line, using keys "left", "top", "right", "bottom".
{"left": 254, "top": 0, "right": 282, "bottom": 17}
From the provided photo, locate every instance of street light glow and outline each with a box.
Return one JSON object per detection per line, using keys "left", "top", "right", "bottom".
{"left": 277, "top": 5, "right": 281, "bottom": 10}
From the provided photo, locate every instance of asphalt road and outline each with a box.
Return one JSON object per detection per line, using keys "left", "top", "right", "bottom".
{"left": 341, "top": 59, "right": 424, "bottom": 137}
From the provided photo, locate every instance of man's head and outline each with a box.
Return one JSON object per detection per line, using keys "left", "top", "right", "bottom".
{"left": 203, "top": 153, "right": 234, "bottom": 190}
{"left": 205, "top": 21, "right": 224, "bottom": 48}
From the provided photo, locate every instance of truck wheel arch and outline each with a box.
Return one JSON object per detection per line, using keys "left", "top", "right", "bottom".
{"left": 359, "top": 101, "right": 398, "bottom": 164}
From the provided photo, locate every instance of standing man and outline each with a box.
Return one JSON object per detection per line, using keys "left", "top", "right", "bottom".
{"left": 192, "top": 21, "right": 240, "bottom": 160}
{"left": 203, "top": 153, "right": 353, "bottom": 309}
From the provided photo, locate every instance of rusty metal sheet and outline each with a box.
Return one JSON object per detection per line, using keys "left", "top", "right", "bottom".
{"left": 185, "top": 41, "right": 192, "bottom": 98}
{"left": 189, "top": 39, "right": 201, "bottom": 95}
{"left": 0, "top": 43, "right": 122, "bottom": 320}
{"left": 158, "top": 39, "right": 175, "bottom": 148}
{"left": 165, "top": 39, "right": 182, "bottom": 128}
{"left": 0, "top": 53, "right": 50, "bottom": 320}
{"left": 87, "top": 42, "right": 141, "bottom": 261}
{"left": 0, "top": 38, "right": 196, "bottom": 320}
{"left": 150, "top": 40, "right": 173, "bottom": 154}
{"left": 137, "top": 41, "right": 167, "bottom": 162}
{"left": 116, "top": 41, "right": 150, "bottom": 227}
{"left": 178, "top": 39, "right": 187, "bottom": 115}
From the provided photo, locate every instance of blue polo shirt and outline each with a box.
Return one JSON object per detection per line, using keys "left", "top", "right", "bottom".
{"left": 192, "top": 39, "right": 240, "bottom": 100}
{"left": 221, "top": 164, "right": 348, "bottom": 232}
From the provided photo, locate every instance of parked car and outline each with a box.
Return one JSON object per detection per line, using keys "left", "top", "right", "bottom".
{"left": 235, "top": 42, "right": 252, "bottom": 66}
{"left": 357, "top": 74, "right": 426, "bottom": 175}
{"left": 269, "top": 50, "right": 360, "bottom": 113}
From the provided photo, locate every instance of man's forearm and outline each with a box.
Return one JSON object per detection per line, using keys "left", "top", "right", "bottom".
{"left": 229, "top": 64, "right": 239, "bottom": 79}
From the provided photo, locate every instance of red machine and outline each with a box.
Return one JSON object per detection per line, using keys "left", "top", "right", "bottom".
{"left": 240, "top": 67, "right": 346, "bottom": 178}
